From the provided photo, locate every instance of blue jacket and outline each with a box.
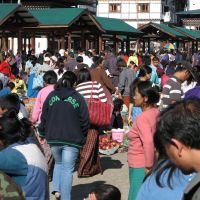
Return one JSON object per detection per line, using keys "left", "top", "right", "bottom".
{"left": 0, "top": 141, "right": 48, "bottom": 200}
{"left": 136, "top": 167, "right": 195, "bottom": 200}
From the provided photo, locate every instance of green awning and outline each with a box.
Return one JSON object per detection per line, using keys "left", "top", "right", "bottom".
{"left": 29, "top": 8, "right": 86, "bottom": 26}
{"left": 174, "top": 26, "right": 200, "bottom": 40}
{"left": 176, "top": 9, "right": 200, "bottom": 15}
{"left": 153, "top": 23, "right": 186, "bottom": 38}
{"left": 0, "top": 4, "right": 19, "bottom": 21}
{"left": 139, "top": 22, "right": 187, "bottom": 39}
{"left": 95, "top": 16, "right": 142, "bottom": 35}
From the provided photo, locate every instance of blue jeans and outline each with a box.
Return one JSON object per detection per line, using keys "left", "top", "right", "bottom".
{"left": 51, "top": 145, "right": 79, "bottom": 200}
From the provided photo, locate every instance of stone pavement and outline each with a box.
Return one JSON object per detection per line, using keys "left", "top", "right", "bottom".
{"left": 50, "top": 152, "right": 129, "bottom": 200}
{"left": 72, "top": 152, "right": 129, "bottom": 200}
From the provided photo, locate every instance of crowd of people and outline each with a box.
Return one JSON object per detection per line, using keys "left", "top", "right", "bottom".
{"left": 0, "top": 46, "right": 200, "bottom": 200}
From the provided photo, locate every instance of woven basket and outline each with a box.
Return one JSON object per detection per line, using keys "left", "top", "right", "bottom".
{"left": 99, "top": 145, "right": 119, "bottom": 155}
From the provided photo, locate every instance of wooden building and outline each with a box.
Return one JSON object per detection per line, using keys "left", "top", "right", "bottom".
{"left": 0, "top": 4, "right": 142, "bottom": 53}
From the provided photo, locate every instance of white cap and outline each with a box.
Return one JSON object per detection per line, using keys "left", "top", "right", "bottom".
{"left": 59, "top": 49, "right": 65, "bottom": 57}
{"left": 44, "top": 57, "right": 50, "bottom": 62}
{"left": 51, "top": 56, "right": 58, "bottom": 62}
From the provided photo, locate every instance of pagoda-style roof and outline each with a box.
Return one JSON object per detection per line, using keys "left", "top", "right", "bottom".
{"left": 95, "top": 16, "right": 142, "bottom": 36}
{"left": 139, "top": 22, "right": 187, "bottom": 40}
{"left": 0, "top": 3, "right": 38, "bottom": 27}
{"left": 173, "top": 26, "right": 200, "bottom": 41}
{"left": 176, "top": 9, "right": 200, "bottom": 16}
{"left": 21, "top": 0, "right": 97, "bottom": 7}
{"left": 29, "top": 8, "right": 86, "bottom": 27}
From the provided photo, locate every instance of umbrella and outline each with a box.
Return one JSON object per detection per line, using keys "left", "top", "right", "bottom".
{"left": 164, "top": 43, "right": 176, "bottom": 50}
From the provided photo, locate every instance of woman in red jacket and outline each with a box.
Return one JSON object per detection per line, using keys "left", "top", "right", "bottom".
{"left": 0, "top": 53, "right": 15, "bottom": 80}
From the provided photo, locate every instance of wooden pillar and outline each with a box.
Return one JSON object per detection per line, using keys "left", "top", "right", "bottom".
{"left": 81, "top": 31, "right": 85, "bottom": 50}
{"left": 31, "top": 33, "right": 35, "bottom": 50}
{"left": 57, "top": 39, "right": 60, "bottom": 50}
{"left": 121, "top": 41, "right": 124, "bottom": 53}
{"left": 1, "top": 31, "right": 6, "bottom": 51}
{"left": 192, "top": 41, "right": 195, "bottom": 54}
{"left": 60, "top": 36, "right": 65, "bottom": 50}
{"left": 176, "top": 40, "right": 179, "bottom": 49}
{"left": 98, "top": 34, "right": 102, "bottom": 53}
{"left": 126, "top": 36, "right": 130, "bottom": 55}
{"left": 18, "top": 29, "right": 22, "bottom": 52}
{"left": 47, "top": 35, "right": 50, "bottom": 49}
{"left": 11, "top": 37, "right": 14, "bottom": 51}
{"left": 143, "top": 39, "right": 145, "bottom": 52}
{"left": 113, "top": 35, "right": 117, "bottom": 53}
{"left": 28, "top": 37, "right": 31, "bottom": 51}
{"left": 5, "top": 36, "right": 8, "bottom": 51}
{"left": 196, "top": 41, "right": 198, "bottom": 52}
{"left": 68, "top": 33, "right": 71, "bottom": 51}
{"left": 52, "top": 33, "right": 55, "bottom": 51}
{"left": 147, "top": 38, "right": 150, "bottom": 53}
{"left": 24, "top": 34, "right": 27, "bottom": 52}
{"left": 86, "top": 38, "right": 89, "bottom": 50}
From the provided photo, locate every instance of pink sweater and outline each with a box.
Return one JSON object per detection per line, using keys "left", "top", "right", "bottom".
{"left": 32, "top": 85, "right": 54, "bottom": 124}
{"left": 128, "top": 107, "right": 159, "bottom": 168}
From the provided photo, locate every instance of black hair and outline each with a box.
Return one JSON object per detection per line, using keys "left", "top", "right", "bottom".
{"left": 129, "top": 61, "right": 136, "bottom": 66}
{"left": 150, "top": 131, "right": 177, "bottom": 189}
{"left": 55, "top": 71, "right": 77, "bottom": 89}
{"left": 152, "top": 57, "right": 159, "bottom": 62}
{"left": 155, "top": 98, "right": 200, "bottom": 149}
{"left": 0, "top": 114, "right": 32, "bottom": 145}
{"left": 91, "top": 184, "right": 121, "bottom": 200}
{"left": 95, "top": 57, "right": 103, "bottom": 66}
{"left": 137, "top": 81, "right": 160, "bottom": 105}
{"left": 138, "top": 66, "right": 152, "bottom": 78}
{"left": 85, "top": 50, "right": 92, "bottom": 57}
{"left": 57, "top": 62, "right": 65, "bottom": 76}
{"left": 0, "top": 94, "right": 20, "bottom": 115}
{"left": 76, "top": 68, "right": 91, "bottom": 85}
{"left": 76, "top": 56, "right": 83, "bottom": 63}
{"left": 43, "top": 70, "right": 57, "bottom": 85}
{"left": 68, "top": 52, "right": 74, "bottom": 58}
{"left": 117, "top": 60, "right": 127, "bottom": 71}
{"left": 129, "top": 78, "right": 140, "bottom": 103}
{"left": 113, "top": 98, "right": 123, "bottom": 112}
{"left": 175, "top": 62, "right": 190, "bottom": 73}
{"left": 31, "top": 56, "right": 38, "bottom": 67}
{"left": 0, "top": 80, "right": 3, "bottom": 90}
{"left": 7, "top": 82, "right": 15, "bottom": 91}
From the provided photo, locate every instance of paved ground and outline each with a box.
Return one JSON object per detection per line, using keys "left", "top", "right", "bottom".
{"left": 51, "top": 152, "right": 129, "bottom": 200}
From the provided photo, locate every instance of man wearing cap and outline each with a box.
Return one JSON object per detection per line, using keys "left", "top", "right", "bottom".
{"left": 161, "top": 62, "right": 193, "bottom": 109}
{"left": 38, "top": 57, "right": 54, "bottom": 75}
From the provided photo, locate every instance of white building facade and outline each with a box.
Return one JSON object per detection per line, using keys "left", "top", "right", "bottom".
{"left": 188, "top": 0, "right": 200, "bottom": 10}
{"left": 97, "top": 0, "right": 162, "bottom": 28}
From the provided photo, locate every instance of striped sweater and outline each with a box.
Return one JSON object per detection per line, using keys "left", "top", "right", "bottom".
{"left": 76, "top": 81, "right": 107, "bottom": 102}
{"left": 161, "top": 76, "right": 183, "bottom": 109}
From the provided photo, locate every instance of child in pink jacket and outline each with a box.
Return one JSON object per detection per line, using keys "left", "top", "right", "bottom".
{"left": 32, "top": 71, "right": 57, "bottom": 124}
{"left": 31, "top": 70, "right": 57, "bottom": 180}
